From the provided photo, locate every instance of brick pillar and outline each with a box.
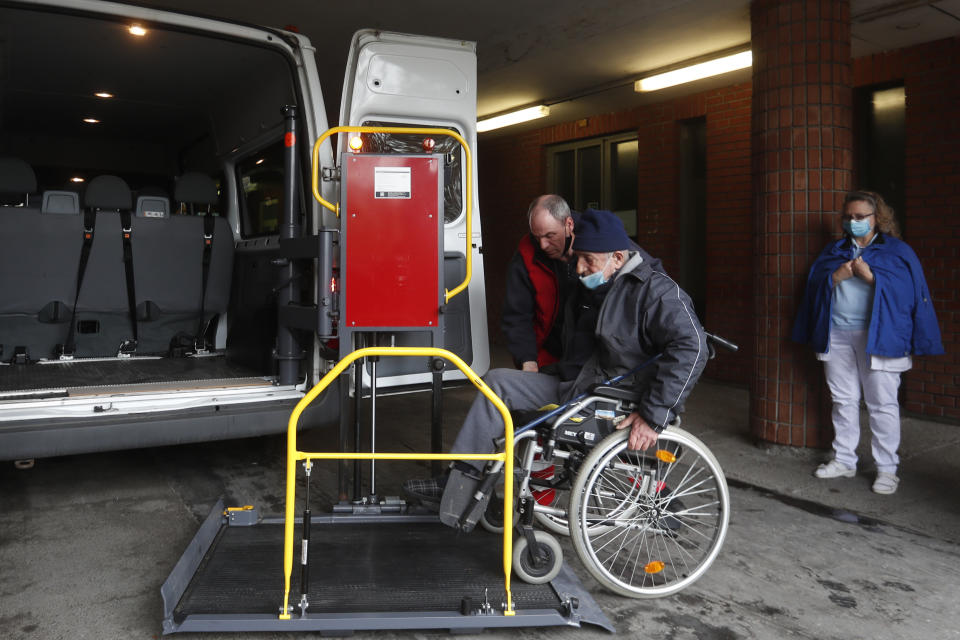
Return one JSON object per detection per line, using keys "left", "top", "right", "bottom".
{"left": 750, "top": 0, "right": 853, "bottom": 446}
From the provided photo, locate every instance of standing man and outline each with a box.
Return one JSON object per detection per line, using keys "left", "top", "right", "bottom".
{"left": 501, "top": 194, "right": 579, "bottom": 372}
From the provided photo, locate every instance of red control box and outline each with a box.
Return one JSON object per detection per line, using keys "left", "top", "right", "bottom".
{"left": 342, "top": 154, "right": 442, "bottom": 329}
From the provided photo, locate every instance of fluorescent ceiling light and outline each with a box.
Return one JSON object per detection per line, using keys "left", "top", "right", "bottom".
{"left": 635, "top": 50, "right": 752, "bottom": 92}
{"left": 477, "top": 105, "right": 550, "bottom": 132}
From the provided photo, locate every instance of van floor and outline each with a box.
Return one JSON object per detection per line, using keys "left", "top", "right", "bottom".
{"left": 0, "top": 355, "right": 272, "bottom": 396}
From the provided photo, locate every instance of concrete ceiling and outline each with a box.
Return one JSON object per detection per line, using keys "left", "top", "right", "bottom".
{"left": 122, "top": 0, "right": 960, "bottom": 136}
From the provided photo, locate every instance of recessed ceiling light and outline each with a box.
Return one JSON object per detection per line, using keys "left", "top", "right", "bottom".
{"left": 83, "top": 118, "right": 100, "bottom": 124}
{"left": 255, "top": 158, "right": 265, "bottom": 165}
{"left": 129, "top": 25, "right": 147, "bottom": 36}
{"left": 70, "top": 177, "right": 85, "bottom": 183}
{"left": 94, "top": 92, "right": 114, "bottom": 99}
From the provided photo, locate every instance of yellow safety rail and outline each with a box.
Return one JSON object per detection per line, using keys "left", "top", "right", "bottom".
{"left": 311, "top": 125, "right": 474, "bottom": 303}
{"left": 278, "top": 346, "right": 515, "bottom": 619}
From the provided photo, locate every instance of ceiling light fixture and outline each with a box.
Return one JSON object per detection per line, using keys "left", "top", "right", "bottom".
{"left": 83, "top": 118, "right": 100, "bottom": 124}
{"left": 635, "top": 50, "right": 752, "bottom": 92}
{"left": 70, "top": 177, "right": 85, "bottom": 183}
{"left": 94, "top": 92, "right": 114, "bottom": 99}
{"left": 129, "top": 25, "right": 147, "bottom": 36}
{"left": 477, "top": 105, "right": 550, "bottom": 133}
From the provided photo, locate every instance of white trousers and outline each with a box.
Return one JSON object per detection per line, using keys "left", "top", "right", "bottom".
{"left": 823, "top": 328, "right": 903, "bottom": 473}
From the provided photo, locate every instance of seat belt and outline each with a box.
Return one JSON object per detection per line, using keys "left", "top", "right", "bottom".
{"left": 194, "top": 213, "right": 216, "bottom": 353}
{"left": 118, "top": 210, "right": 138, "bottom": 356}
{"left": 59, "top": 209, "right": 97, "bottom": 359}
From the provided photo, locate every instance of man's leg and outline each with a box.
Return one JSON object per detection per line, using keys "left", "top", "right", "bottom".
{"left": 450, "top": 368, "right": 561, "bottom": 470}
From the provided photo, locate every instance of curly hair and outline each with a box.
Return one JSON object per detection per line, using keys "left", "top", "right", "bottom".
{"left": 843, "top": 190, "right": 900, "bottom": 238}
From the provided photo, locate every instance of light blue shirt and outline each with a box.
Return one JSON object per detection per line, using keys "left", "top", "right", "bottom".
{"left": 831, "top": 235, "right": 877, "bottom": 329}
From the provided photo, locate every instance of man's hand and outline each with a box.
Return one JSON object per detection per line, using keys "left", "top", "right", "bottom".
{"left": 832, "top": 260, "right": 854, "bottom": 287}
{"left": 616, "top": 412, "right": 658, "bottom": 450}
{"left": 521, "top": 361, "right": 539, "bottom": 372}
{"left": 851, "top": 256, "right": 874, "bottom": 284}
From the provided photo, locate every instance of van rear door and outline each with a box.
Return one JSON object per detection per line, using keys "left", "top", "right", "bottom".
{"left": 337, "top": 30, "right": 489, "bottom": 386}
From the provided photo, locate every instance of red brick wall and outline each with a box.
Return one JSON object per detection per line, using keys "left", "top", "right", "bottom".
{"left": 478, "top": 84, "right": 755, "bottom": 384}
{"left": 477, "top": 36, "right": 958, "bottom": 421}
{"left": 854, "top": 37, "right": 960, "bottom": 420}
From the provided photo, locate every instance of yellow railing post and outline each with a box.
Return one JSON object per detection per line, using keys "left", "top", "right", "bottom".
{"left": 310, "top": 126, "right": 474, "bottom": 303}
{"left": 278, "top": 347, "right": 514, "bottom": 620}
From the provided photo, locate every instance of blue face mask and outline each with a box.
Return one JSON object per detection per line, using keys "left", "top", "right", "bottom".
{"left": 843, "top": 218, "right": 871, "bottom": 238}
{"left": 579, "top": 255, "right": 612, "bottom": 290}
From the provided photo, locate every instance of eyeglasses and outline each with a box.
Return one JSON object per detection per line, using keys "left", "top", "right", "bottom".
{"left": 841, "top": 212, "right": 874, "bottom": 222}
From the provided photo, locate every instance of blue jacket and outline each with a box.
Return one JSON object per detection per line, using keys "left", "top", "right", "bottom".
{"left": 792, "top": 233, "right": 944, "bottom": 357}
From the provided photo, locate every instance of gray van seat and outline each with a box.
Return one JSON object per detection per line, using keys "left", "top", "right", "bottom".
{"left": 0, "top": 156, "right": 38, "bottom": 208}
{"left": 71, "top": 175, "right": 137, "bottom": 357}
{"left": 131, "top": 194, "right": 201, "bottom": 353}
{"left": 174, "top": 173, "right": 234, "bottom": 346}
{"left": 42, "top": 191, "right": 81, "bottom": 215}
{"left": 0, "top": 175, "right": 86, "bottom": 360}
{"left": 128, "top": 174, "right": 233, "bottom": 354}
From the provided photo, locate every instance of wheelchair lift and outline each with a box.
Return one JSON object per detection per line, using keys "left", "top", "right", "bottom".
{"left": 160, "top": 125, "right": 613, "bottom": 635}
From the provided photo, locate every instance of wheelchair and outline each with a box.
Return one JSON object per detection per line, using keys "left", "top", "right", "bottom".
{"left": 441, "top": 334, "right": 734, "bottom": 599}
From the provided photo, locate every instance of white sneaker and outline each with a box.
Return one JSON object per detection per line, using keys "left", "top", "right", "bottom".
{"left": 814, "top": 459, "right": 856, "bottom": 479}
{"left": 872, "top": 472, "right": 899, "bottom": 495}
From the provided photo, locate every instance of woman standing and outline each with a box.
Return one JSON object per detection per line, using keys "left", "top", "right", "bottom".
{"left": 793, "top": 190, "right": 943, "bottom": 495}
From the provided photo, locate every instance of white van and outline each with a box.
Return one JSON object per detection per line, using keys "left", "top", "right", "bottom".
{"left": 0, "top": 0, "right": 488, "bottom": 460}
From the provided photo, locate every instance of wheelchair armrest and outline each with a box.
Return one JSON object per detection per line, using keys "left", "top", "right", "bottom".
{"left": 587, "top": 384, "right": 637, "bottom": 404}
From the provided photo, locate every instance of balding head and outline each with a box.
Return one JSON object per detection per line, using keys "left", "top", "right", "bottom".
{"left": 527, "top": 194, "right": 574, "bottom": 260}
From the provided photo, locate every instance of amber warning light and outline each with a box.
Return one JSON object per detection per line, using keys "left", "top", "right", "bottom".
{"left": 348, "top": 136, "right": 364, "bottom": 152}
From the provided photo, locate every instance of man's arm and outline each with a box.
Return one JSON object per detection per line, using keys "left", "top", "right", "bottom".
{"left": 636, "top": 274, "right": 709, "bottom": 432}
{"left": 501, "top": 250, "right": 540, "bottom": 368}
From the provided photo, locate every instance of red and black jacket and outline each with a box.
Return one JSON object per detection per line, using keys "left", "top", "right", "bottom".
{"left": 501, "top": 234, "right": 573, "bottom": 368}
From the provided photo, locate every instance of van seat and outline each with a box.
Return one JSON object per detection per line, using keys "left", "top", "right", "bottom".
{"left": 42, "top": 191, "right": 81, "bottom": 215}
{"left": 0, "top": 163, "right": 83, "bottom": 361}
{"left": 0, "top": 156, "right": 39, "bottom": 209}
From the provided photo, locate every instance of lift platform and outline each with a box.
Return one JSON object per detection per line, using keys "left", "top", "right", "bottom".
{"left": 161, "top": 500, "right": 613, "bottom": 634}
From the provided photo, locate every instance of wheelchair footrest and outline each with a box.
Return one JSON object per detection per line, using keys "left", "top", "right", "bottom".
{"left": 439, "top": 467, "right": 493, "bottom": 533}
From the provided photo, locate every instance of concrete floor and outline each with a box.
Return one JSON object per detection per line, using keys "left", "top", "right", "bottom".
{"left": 1, "top": 369, "right": 959, "bottom": 640}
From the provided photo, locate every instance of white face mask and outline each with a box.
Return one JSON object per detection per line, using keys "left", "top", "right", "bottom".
{"left": 579, "top": 254, "right": 612, "bottom": 289}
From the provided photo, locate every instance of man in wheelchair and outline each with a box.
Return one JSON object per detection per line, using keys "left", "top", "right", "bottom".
{"left": 404, "top": 209, "right": 708, "bottom": 514}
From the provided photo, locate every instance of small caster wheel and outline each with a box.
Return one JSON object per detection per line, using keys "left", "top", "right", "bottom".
{"left": 513, "top": 530, "right": 562, "bottom": 584}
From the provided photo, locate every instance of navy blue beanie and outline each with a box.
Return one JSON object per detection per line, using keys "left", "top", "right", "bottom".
{"left": 572, "top": 209, "right": 631, "bottom": 252}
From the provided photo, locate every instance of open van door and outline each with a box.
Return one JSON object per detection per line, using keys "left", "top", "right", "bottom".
{"left": 335, "top": 30, "right": 489, "bottom": 386}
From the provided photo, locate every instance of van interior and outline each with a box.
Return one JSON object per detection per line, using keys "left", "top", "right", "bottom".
{"left": 0, "top": 6, "right": 309, "bottom": 409}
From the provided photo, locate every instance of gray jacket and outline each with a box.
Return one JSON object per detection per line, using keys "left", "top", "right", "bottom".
{"left": 567, "top": 252, "right": 707, "bottom": 431}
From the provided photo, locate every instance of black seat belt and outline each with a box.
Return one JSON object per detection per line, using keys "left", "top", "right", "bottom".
{"left": 59, "top": 209, "right": 97, "bottom": 359}
{"left": 118, "top": 210, "right": 138, "bottom": 356}
{"left": 194, "top": 213, "right": 216, "bottom": 353}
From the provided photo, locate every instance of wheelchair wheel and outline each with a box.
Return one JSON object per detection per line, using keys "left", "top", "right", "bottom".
{"left": 533, "top": 489, "right": 571, "bottom": 536}
{"left": 479, "top": 485, "right": 505, "bottom": 533}
{"left": 513, "top": 530, "right": 563, "bottom": 584}
{"left": 568, "top": 426, "right": 729, "bottom": 598}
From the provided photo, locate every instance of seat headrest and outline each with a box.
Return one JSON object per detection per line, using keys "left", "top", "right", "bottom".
{"left": 0, "top": 157, "right": 38, "bottom": 195}
{"left": 42, "top": 190, "right": 81, "bottom": 215}
{"left": 84, "top": 175, "right": 132, "bottom": 211}
{"left": 136, "top": 195, "right": 170, "bottom": 219}
{"left": 175, "top": 172, "right": 218, "bottom": 205}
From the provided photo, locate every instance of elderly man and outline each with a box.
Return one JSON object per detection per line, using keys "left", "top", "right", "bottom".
{"left": 405, "top": 209, "right": 707, "bottom": 503}
{"left": 501, "top": 195, "right": 579, "bottom": 372}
